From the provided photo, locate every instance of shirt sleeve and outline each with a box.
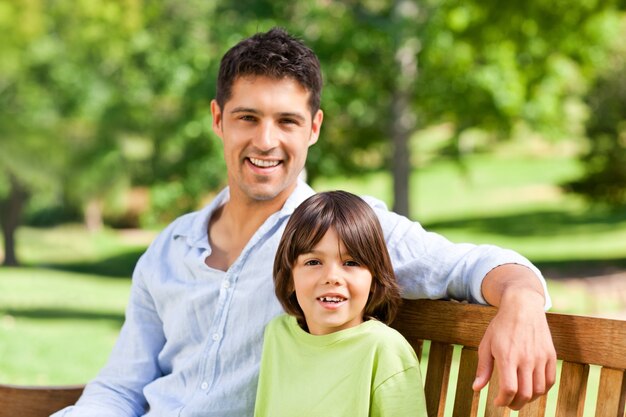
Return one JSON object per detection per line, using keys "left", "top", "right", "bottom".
{"left": 51, "top": 252, "right": 166, "bottom": 417}
{"left": 365, "top": 196, "right": 551, "bottom": 309}
{"left": 370, "top": 366, "right": 427, "bottom": 417}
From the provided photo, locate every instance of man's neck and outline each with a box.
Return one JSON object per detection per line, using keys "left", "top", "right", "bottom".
{"left": 204, "top": 190, "right": 291, "bottom": 271}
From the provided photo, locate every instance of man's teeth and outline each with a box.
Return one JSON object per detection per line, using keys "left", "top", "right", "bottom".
{"left": 318, "top": 296, "right": 346, "bottom": 303}
{"left": 249, "top": 157, "right": 279, "bottom": 168}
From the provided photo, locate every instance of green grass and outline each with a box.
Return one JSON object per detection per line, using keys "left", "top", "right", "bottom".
{"left": 315, "top": 153, "right": 626, "bottom": 268}
{"left": 0, "top": 226, "right": 152, "bottom": 384}
{"left": 0, "top": 268, "right": 130, "bottom": 384}
{"left": 1, "top": 151, "right": 625, "bottom": 400}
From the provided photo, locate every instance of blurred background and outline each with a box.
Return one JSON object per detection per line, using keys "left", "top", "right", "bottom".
{"left": 1, "top": 0, "right": 626, "bottom": 397}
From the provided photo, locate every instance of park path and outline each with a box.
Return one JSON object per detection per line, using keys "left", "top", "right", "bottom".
{"left": 548, "top": 269, "right": 626, "bottom": 320}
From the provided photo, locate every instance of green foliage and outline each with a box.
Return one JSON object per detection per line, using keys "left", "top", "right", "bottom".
{"left": 4, "top": 154, "right": 626, "bottom": 383}
{"left": 1, "top": 0, "right": 625, "bottom": 228}
{"left": 0, "top": 0, "right": 226, "bottom": 226}
{"left": 566, "top": 18, "right": 626, "bottom": 206}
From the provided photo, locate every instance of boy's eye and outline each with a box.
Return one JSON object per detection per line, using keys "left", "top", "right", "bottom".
{"left": 304, "top": 259, "right": 321, "bottom": 266}
{"left": 344, "top": 260, "right": 360, "bottom": 267}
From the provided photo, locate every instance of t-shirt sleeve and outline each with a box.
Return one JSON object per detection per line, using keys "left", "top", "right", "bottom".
{"left": 370, "top": 366, "right": 427, "bottom": 417}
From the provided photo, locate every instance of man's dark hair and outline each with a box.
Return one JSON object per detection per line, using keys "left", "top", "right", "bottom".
{"left": 274, "top": 191, "right": 402, "bottom": 328}
{"left": 216, "top": 27, "right": 323, "bottom": 116}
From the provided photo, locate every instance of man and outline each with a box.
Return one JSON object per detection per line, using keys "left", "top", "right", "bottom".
{"left": 53, "top": 28, "right": 555, "bottom": 417}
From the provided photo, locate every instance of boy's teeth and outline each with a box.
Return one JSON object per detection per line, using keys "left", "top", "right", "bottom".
{"left": 319, "top": 296, "right": 345, "bottom": 303}
{"left": 249, "top": 157, "right": 279, "bottom": 168}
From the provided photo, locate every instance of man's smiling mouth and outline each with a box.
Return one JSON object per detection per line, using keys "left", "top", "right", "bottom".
{"left": 248, "top": 157, "right": 280, "bottom": 168}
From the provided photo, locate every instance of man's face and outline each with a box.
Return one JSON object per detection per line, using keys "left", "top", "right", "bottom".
{"left": 211, "top": 76, "right": 323, "bottom": 204}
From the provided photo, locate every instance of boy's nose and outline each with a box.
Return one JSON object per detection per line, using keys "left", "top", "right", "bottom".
{"left": 324, "top": 264, "right": 344, "bottom": 285}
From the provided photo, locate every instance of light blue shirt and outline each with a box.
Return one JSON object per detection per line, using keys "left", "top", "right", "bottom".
{"left": 53, "top": 180, "right": 549, "bottom": 417}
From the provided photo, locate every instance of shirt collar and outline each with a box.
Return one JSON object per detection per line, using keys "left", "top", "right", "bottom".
{"left": 172, "top": 179, "right": 315, "bottom": 248}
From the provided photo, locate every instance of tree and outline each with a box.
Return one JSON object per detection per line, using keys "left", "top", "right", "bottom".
{"left": 0, "top": 0, "right": 226, "bottom": 264}
{"left": 567, "top": 17, "right": 626, "bottom": 206}
{"left": 212, "top": 1, "right": 625, "bottom": 217}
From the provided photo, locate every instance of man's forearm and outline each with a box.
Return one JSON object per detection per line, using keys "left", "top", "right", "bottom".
{"left": 481, "top": 263, "right": 546, "bottom": 308}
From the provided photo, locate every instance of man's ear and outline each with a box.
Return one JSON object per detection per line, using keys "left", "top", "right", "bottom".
{"left": 308, "top": 109, "right": 324, "bottom": 146}
{"left": 211, "top": 99, "right": 224, "bottom": 139}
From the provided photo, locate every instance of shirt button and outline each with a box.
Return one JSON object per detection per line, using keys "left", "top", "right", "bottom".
{"left": 201, "top": 382, "right": 208, "bottom": 390}
{"left": 212, "top": 333, "right": 220, "bottom": 341}
{"left": 222, "top": 281, "right": 230, "bottom": 289}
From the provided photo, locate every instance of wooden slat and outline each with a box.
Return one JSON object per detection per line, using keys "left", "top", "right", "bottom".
{"left": 452, "top": 347, "right": 480, "bottom": 417}
{"left": 595, "top": 367, "right": 626, "bottom": 417}
{"left": 0, "top": 384, "right": 83, "bottom": 417}
{"left": 405, "top": 335, "right": 424, "bottom": 361}
{"left": 518, "top": 394, "right": 547, "bottom": 417}
{"left": 424, "top": 341, "right": 454, "bottom": 417}
{"left": 484, "top": 365, "right": 511, "bottom": 417}
{"left": 392, "top": 299, "right": 626, "bottom": 369}
{"left": 555, "top": 361, "right": 589, "bottom": 417}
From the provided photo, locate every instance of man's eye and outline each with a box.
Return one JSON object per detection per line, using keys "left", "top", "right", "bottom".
{"left": 281, "top": 118, "right": 298, "bottom": 125}
{"left": 241, "top": 115, "right": 256, "bottom": 122}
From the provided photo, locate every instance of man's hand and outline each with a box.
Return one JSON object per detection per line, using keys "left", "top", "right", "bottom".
{"left": 473, "top": 265, "right": 557, "bottom": 410}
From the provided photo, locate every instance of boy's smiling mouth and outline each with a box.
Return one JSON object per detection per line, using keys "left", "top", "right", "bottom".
{"left": 317, "top": 295, "right": 347, "bottom": 303}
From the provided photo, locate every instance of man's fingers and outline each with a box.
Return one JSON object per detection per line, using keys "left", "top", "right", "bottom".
{"left": 507, "top": 367, "right": 533, "bottom": 410}
{"left": 545, "top": 351, "right": 557, "bottom": 390}
{"left": 473, "top": 343, "right": 494, "bottom": 391}
{"left": 492, "top": 362, "right": 518, "bottom": 408}
{"left": 530, "top": 363, "right": 546, "bottom": 402}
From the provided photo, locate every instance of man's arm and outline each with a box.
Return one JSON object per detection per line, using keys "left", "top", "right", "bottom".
{"left": 366, "top": 198, "right": 556, "bottom": 409}
{"left": 51, "top": 252, "right": 164, "bottom": 417}
{"left": 473, "top": 264, "right": 557, "bottom": 410}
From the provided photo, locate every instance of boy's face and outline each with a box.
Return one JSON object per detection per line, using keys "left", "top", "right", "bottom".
{"left": 292, "top": 228, "right": 372, "bottom": 335}
{"left": 211, "top": 76, "right": 323, "bottom": 205}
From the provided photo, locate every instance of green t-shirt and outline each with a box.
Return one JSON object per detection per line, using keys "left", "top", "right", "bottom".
{"left": 254, "top": 314, "right": 427, "bottom": 417}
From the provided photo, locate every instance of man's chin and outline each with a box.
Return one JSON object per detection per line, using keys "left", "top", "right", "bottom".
{"left": 243, "top": 185, "right": 287, "bottom": 202}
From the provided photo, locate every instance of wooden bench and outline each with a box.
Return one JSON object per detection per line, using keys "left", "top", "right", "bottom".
{"left": 0, "top": 384, "right": 83, "bottom": 417}
{"left": 1, "top": 299, "right": 625, "bottom": 417}
{"left": 392, "top": 299, "right": 626, "bottom": 417}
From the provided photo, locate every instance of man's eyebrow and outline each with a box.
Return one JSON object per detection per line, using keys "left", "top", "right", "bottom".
{"left": 278, "top": 112, "right": 306, "bottom": 122}
{"left": 230, "top": 107, "right": 260, "bottom": 115}
{"left": 230, "top": 107, "right": 306, "bottom": 122}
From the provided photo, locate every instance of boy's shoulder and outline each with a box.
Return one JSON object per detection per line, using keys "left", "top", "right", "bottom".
{"left": 364, "top": 320, "right": 417, "bottom": 357}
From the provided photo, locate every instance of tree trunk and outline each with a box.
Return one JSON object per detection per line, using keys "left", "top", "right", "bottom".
{"left": 0, "top": 175, "right": 29, "bottom": 266}
{"left": 84, "top": 198, "right": 104, "bottom": 232}
{"left": 391, "top": 89, "right": 413, "bottom": 217}
{"left": 390, "top": 1, "right": 419, "bottom": 217}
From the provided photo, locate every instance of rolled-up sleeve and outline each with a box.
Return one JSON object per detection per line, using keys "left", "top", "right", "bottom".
{"left": 366, "top": 197, "right": 551, "bottom": 309}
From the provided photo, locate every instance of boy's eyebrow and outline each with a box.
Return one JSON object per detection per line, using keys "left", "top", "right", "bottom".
{"left": 298, "top": 248, "right": 352, "bottom": 257}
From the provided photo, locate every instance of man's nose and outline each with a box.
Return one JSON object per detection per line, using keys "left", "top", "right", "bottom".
{"left": 253, "top": 121, "right": 278, "bottom": 150}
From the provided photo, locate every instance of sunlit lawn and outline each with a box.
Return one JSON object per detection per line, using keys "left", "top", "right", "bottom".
{"left": 1, "top": 152, "right": 624, "bottom": 417}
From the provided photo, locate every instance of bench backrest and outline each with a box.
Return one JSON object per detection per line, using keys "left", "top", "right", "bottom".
{"left": 391, "top": 299, "right": 626, "bottom": 417}
{"left": 0, "top": 384, "right": 83, "bottom": 417}
{"left": 1, "top": 299, "right": 625, "bottom": 417}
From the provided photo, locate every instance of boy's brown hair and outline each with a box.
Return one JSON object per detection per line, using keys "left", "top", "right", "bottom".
{"left": 273, "top": 191, "right": 401, "bottom": 327}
